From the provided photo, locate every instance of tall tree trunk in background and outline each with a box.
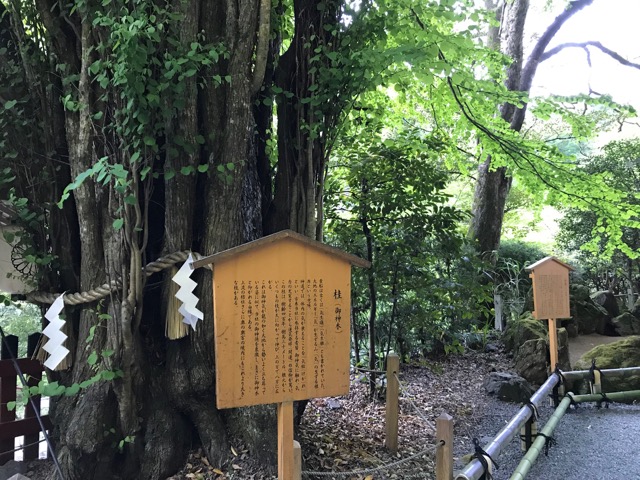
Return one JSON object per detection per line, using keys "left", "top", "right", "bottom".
{"left": 266, "top": 0, "right": 341, "bottom": 240}
{"left": 359, "top": 179, "right": 377, "bottom": 396}
{"left": 469, "top": 0, "right": 594, "bottom": 257}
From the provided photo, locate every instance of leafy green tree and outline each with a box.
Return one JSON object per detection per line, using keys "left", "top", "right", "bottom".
{"left": 468, "top": 0, "right": 639, "bottom": 261}
{"left": 557, "top": 139, "right": 640, "bottom": 304}
{"left": 325, "top": 117, "right": 492, "bottom": 391}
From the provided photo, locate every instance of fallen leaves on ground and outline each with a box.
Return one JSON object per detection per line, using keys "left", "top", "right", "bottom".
{"left": 169, "top": 349, "right": 509, "bottom": 480}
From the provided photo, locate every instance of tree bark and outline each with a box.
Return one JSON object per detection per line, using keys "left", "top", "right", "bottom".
{"left": 469, "top": 0, "right": 594, "bottom": 256}
{"left": 4, "top": 0, "right": 271, "bottom": 478}
{"left": 265, "top": 0, "right": 340, "bottom": 240}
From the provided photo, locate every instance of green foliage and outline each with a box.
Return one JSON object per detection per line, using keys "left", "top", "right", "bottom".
{"left": 7, "top": 307, "right": 122, "bottom": 411}
{"left": 497, "top": 240, "right": 548, "bottom": 274}
{"left": 492, "top": 240, "right": 550, "bottom": 321}
{"left": 326, "top": 115, "right": 493, "bottom": 359}
{"left": 556, "top": 139, "right": 640, "bottom": 292}
{"left": 0, "top": 300, "right": 41, "bottom": 357}
{"left": 54, "top": 0, "right": 230, "bottom": 218}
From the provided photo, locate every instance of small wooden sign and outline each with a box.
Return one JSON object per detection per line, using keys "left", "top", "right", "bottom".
{"left": 193, "top": 230, "right": 370, "bottom": 410}
{"left": 526, "top": 256, "right": 573, "bottom": 372}
{"left": 526, "top": 256, "right": 573, "bottom": 320}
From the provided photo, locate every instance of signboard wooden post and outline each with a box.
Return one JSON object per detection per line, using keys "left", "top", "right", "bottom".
{"left": 193, "top": 230, "right": 370, "bottom": 480}
{"left": 526, "top": 256, "right": 573, "bottom": 371}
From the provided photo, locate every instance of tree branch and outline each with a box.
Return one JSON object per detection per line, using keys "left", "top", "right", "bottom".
{"left": 511, "top": 0, "right": 595, "bottom": 131}
{"left": 541, "top": 41, "right": 640, "bottom": 70}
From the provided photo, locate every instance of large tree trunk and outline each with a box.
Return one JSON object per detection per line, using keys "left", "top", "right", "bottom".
{"left": 4, "top": 0, "right": 268, "bottom": 478}
{"left": 469, "top": 0, "right": 594, "bottom": 256}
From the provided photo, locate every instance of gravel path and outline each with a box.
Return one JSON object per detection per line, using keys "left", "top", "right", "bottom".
{"left": 455, "top": 396, "right": 640, "bottom": 480}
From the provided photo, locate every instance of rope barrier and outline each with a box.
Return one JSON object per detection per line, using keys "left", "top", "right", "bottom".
{"left": 589, "top": 358, "right": 603, "bottom": 385}
{"left": 597, "top": 392, "right": 612, "bottom": 409}
{"left": 471, "top": 437, "right": 498, "bottom": 480}
{"left": 535, "top": 432, "right": 557, "bottom": 457}
{"left": 24, "top": 251, "right": 208, "bottom": 305}
{"left": 394, "top": 373, "right": 436, "bottom": 434}
{"left": 301, "top": 442, "right": 440, "bottom": 478}
{"left": 354, "top": 366, "right": 386, "bottom": 375}
{"left": 564, "top": 392, "right": 579, "bottom": 410}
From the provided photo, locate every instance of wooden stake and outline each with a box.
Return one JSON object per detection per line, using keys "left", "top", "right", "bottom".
{"left": 591, "top": 369, "right": 602, "bottom": 394}
{"left": 385, "top": 353, "right": 400, "bottom": 453}
{"left": 548, "top": 318, "right": 558, "bottom": 371}
{"left": 278, "top": 401, "right": 294, "bottom": 480}
{"left": 293, "top": 440, "right": 301, "bottom": 480}
{"left": 436, "top": 412, "right": 453, "bottom": 480}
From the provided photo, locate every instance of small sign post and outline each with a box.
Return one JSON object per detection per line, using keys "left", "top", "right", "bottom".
{"left": 526, "top": 256, "right": 573, "bottom": 371}
{"left": 193, "top": 230, "right": 370, "bottom": 480}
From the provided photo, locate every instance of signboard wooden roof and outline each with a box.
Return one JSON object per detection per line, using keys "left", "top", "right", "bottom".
{"left": 525, "top": 256, "right": 574, "bottom": 272}
{"left": 194, "top": 230, "right": 369, "bottom": 409}
{"left": 526, "top": 256, "right": 573, "bottom": 320}
{"left": 192, "top": 230, "right": 371, "bottom": 270}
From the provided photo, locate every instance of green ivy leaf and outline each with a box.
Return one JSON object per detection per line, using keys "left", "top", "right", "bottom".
{"left": 113, "top": 218, "right": 124, "bottom": 230}
{"left": 65, "top": 384, "right": 81, "bottom": 396}
{"left": 88, "top": 351, "right": 99, "bottom": 366}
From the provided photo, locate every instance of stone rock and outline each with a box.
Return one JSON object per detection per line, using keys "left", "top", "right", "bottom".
{"left": 502, "top": 313, "right": 547, "bottom": 355}
{"left": 483, "top": 372, "right": 535, "bottom": 403}
{"left": 514, "top": 338, "right": 549, "bottom": 385}
{"left": 565, "top": 321, "right": 579, "bottom": 338}
{"left": 485, "top": 342, "right": 500, "bottom": 353}
{"left": 631, "top": 297, "right": 640, "bottom": 318}
{"left": 591, "top": 290, "right": 620, "bottom": 318}
{"left": 611, "top": 312, "right": 640, "bottom": 336}
{"left": 570, "top": 283, "right": 591, "bottom": 302}
{"left": 574, "top": 336, "right": 640, "bottom": 392}
{"left": 0, "top": 461, "right": 26, "bottom": 480}
{"left": 571, "top": 295, "right": 609, "bottom": 335}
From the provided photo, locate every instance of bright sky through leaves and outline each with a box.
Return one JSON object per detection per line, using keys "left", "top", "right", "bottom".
{"left": 530, "top": 0, "right": 640, "bottom": 110}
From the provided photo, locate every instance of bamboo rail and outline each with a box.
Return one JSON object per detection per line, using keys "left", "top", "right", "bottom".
{"left": 508, "top": 393, "right": 573, "bottom": 480}
{"left": 455, "top": 372, "right": 562, "bottom": 480}
{"left": 509, "top": 389, "right": 640, "bottom": 480}
{"left": 561, "top": 366, "right": 640, "bottom": 382}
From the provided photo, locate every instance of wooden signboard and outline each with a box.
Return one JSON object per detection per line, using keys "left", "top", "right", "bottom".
{"left": 526, "top": 256, "right": 572, "bottom": 321}
{"left": 526, "top": 256, "right": 573, "bottom": 371}
{"left": 195, "top": 230, "right": 369, "bottom": 409}
{"left": 193, "top": 230, "right": 370, "bottom": 480}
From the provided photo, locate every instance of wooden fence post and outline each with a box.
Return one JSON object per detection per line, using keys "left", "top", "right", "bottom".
{"left": 385, "top": 354, "right": 399, "bottom": 453}
{"left": 293, "top": 440, "right": 301, "bottom": 480}
{"left": 436, "top": 412, "right": 453, "bottom": 480}
{"left": 494, "top": 294, "right": 504, "bottom": 331}
{"left": 0, "top": 334, "right": 19, "bottom": 464}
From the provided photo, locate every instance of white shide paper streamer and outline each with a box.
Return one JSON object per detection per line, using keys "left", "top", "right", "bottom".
{"left": 42, "top": 294, "right": 69, "bottom": 370}
{"left": 172, "top": 253, "right": 203, "bottom": 331}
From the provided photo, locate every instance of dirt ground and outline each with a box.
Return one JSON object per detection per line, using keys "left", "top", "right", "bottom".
{"left": 567, "top": 333, "right": 623, "bottom": 366}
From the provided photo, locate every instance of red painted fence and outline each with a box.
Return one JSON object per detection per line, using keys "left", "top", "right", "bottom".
{"left": 0, "top": 333, "right": 51, "bottom": 465}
